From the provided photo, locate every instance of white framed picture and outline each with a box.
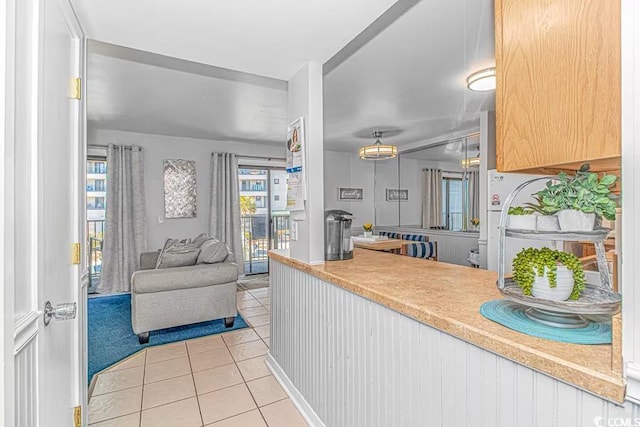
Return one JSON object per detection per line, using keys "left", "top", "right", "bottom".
{"left": 337, "top": 187, "right": 363, "bottom": 201}
{"left": 386, "top": 189, "right": 408, "bottom": 202}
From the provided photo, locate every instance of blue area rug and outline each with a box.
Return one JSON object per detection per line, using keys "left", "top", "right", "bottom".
{"left": 480, "top": 299, "right": 611, "bottom": 345}
{"left": 88, "top": 293, "right": 248, "bottom": 384}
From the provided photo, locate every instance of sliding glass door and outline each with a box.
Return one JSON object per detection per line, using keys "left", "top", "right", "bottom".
{"left": 87, "top": 157, "right": 107, "bottom": 293}
{"left": 238, "top": 167, "right": 289, "bottom": 274}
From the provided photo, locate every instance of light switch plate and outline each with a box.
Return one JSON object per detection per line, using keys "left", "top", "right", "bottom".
{"left": 158, "top": 215, "right": 164, "bottom": 224}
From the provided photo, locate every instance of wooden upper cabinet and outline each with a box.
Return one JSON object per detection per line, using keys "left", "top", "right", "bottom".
{"left": 495, "top": 0, "right": 621, "bottom": 173}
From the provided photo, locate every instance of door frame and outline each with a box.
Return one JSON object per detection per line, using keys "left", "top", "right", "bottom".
{"left": 0, "top": 0, "right": 86, "bottom": 424}
{"left": 1, "top": 0, "right": 16, "bottom": 422}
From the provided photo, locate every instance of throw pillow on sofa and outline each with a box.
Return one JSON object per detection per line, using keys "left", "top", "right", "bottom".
{"left": 192, "top": 233, "right": 211, "bottom": 247}
{"left": 156, "top": 242, "right": 201, "bottom": 269}
{"left": 197, "top": 239, "right": 230, "bottom": 264}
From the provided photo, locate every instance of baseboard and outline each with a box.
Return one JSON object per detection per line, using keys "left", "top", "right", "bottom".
{"left": 265, "top": 354, "right": 325, "bottom": 427}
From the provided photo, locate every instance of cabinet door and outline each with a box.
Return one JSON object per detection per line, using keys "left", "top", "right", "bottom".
{"left": 496, "top": 0, "right": 620, "bottom": 173}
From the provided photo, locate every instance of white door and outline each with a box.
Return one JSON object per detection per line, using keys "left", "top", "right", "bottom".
{"left": 2, "top": 0, "right": 85, "bottom": 425}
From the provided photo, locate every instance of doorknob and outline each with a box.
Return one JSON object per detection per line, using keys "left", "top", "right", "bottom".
{"left": 43, "top": 301, "right": 77, "bottom": 326}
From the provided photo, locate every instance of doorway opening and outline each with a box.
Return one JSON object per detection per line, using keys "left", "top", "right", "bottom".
{"left": 238, "top": 167, "right": 289, "bottom": 275}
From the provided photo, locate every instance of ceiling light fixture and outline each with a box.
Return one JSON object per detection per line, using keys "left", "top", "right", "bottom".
{"left": 359, "top": 131, "right": 398, "bottom": 160}
{"left": 466, "top": 67, "right": 496, "bottom": 91}
{"left": 461, "top": 157, "right": 481, "bottom": 168}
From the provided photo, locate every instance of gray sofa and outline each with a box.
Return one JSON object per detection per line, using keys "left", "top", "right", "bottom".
{"left": 131, "top": 250, "right": 238, "bottom": 344}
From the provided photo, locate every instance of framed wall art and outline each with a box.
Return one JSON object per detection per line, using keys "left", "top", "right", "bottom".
{"left": 386, "top": 189, "right": 408, "bottom": 202}
{"left": 337, "top": 187, "right": 364, "bottom": 201}
{"left": 164, "top": 159, "right": 197, "bottom": 218}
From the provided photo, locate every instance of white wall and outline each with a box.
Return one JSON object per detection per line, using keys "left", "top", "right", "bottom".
{"left": 324, "top": 150, "right": 375, "bottom": 231}
{"left": 478, "top": 111, "right": 496, "bottom": 269}
{"left": 287, "top": 62, "right": 325, "bottom": 265}
{"left": 88, "top": 128, "right": 283, "bottom": 249}
{"left": 324, "top": 150, "right": 463, "bottom": 231}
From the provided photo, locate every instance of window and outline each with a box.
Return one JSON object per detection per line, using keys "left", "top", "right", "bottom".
{"left": 441, "top": 178, "right": 463, "bottom": 231}
{"left": 274, "top": 195, "right": 280, "bottom": 201}
{"left": 274, "top": 178, "right": 279, "bottom": 184}
{"left": 88, "top": 161, "right": 106, "bottom": 174}
{"left": 255, "top": 196, "right": 265, "bottom": 208}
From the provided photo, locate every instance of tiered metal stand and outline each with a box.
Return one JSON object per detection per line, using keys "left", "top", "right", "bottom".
{"left": 497, "top": 177, "right": 622, "bottom": 329}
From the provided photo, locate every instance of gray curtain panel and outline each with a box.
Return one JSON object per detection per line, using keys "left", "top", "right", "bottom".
{"left": 467, "top": 170, "right": 480, "bottom": 225}
{"left": 422, "top": 169, "right": 443, "bottom": 229}
{"left": 99, "top": 144, "right": 147, "bottom": 293}
{"left": 209, "top": 152, "right": 244, "bottom": 274}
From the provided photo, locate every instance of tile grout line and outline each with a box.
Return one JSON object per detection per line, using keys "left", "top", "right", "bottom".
{"left": 139, "top": 350, "right": 147, "bottom": 426}
{"left": 184, "top": 341, "right": 205, "bottom": 427}
{"left": 233, "top": 324, "right": 271, "bottom": 427}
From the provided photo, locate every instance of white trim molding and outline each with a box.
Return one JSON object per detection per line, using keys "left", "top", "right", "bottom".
{"left": 622, "top": 0, "right": 640, "bottom": 403}
{"left": 627, "top": 362, "right": 640, "bottom": 405}
{"left": 13, "top": 311, "right": 39, "bottom": 354}
{"left": 266, "top": 354, "right": 325, "bottom": 427}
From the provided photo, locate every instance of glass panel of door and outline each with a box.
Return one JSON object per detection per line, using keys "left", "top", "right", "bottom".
{"left": 239, "top": 167, "right": 290, "bottom": 275}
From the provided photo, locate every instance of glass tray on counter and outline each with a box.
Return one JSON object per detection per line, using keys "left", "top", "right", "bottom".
{"left": 500, "top": 278, "right": 621, "bottom": 316}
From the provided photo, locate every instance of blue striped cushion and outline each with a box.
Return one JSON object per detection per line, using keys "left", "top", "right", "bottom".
{"left": 406, "top": 241, "right": 435, "bottom": 259}
{"left": 378, "top": 231, "right": 402, "bottom": 240}
{"left": 403, "top": 234, "right": 427, "bottom": 242}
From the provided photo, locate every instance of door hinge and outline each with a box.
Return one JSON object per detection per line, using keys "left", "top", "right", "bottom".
{"left": 72, "top": 77, "right": 81, "bottom": 100}
{"left": 72, "top": 243, "right": 81, "bottom": 265}
{"left": 73, "top": 406, "right": 81, "bottom": 427}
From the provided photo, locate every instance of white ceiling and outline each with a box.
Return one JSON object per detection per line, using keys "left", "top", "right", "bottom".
{"left": 323, "top": 0, "right": 495, "bottom": 152}
{"left": 87, "top": 45, "right": 288, "bottom": 144}
{"left": 402, "top": 135, "right": 480, "bottom": 166}
{"left": 71, "top": 0, "right": 398, "bottom": 80}
{"left": 81, "top": 0, "right": 495, "bottom": 150}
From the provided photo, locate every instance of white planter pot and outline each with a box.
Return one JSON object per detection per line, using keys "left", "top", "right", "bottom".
{"left": 363, "top": 231, "right": 373, "bottom": 238}
{"left": 535, "top": 215, "right": 560, "bottom": 231}
{"left": 507, "top": 215, "right": 537, "bottom": 230}
{"left": 531, "top": 266, "right": 575, "bottom": 301}
{"left": 556, "top": 210, "right": 596, "bottom": 231}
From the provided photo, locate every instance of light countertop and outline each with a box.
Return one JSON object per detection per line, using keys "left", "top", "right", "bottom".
{"left": 268, "top": 248, "right": 625, "bottom": 403}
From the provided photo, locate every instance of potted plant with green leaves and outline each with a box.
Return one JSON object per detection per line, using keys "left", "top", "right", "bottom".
{"left": 506, "top": 206, "right": 536, "bottom": 230}
{"left": 362, "top": 222, "right": 373, "bottom": 238}
{"left": 526, "top": 196, "right": 560, "bottom": 231}
{"left": 527, "top": 164, "right": 617, "bottom": 231}
{"left": 512, "top": 247, "right": 585, "bottom": 301}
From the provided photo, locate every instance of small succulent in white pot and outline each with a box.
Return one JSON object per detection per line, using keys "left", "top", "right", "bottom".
{"left": 506, "top": 206, "right": 536, "bottom": 230}
{"left": 526, "top": 164, "right": 618, "bottom": 231}
{"left": 512, "top": 247, "right": 585, "bottom": 301}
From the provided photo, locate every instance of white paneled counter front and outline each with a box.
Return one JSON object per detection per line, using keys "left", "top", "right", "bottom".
{"left": 267, "top": 249, "right": 636, "bottom": 427}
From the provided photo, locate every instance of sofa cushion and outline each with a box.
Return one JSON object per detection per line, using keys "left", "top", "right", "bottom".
{"left": 197, "top": 239, "right": 230, "bottom": 264}
{"left": 162, "top": 237, "right": 191, "bottom": 250}
{"left": 132, "top": 262, "right": 238, "bottom": 293}
{"left": 192, "top": 233, "right": 211, "bottom": 247}
{"left": 156, "top": 242, "right": 201, "bottom": 269}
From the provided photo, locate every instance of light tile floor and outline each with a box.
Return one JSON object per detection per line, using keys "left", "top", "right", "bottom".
{"left": 89, "top": 287, "right": 307, "bottom": 427}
